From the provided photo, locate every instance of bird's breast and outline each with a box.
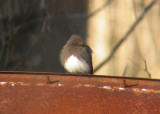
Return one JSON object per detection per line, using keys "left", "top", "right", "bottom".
{"left": 64, "top": 55, "right": 90, "bottom": 74}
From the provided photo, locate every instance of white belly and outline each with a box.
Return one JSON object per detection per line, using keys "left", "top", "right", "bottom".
{"left": 64, "top": 55, "right": 90, "bottom": 74}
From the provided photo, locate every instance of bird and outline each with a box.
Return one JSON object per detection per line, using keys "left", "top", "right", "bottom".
{"left": 60, "top": 34, "right": 93, "bottom": 74}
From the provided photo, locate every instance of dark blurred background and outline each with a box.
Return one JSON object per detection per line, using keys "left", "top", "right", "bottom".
{"left": 0, "top": 0, "right": 87, "bottom": 72}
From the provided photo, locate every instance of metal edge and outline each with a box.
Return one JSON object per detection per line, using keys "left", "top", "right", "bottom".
{"left": 0, "top": 71, "right": 160, "bottom": 81}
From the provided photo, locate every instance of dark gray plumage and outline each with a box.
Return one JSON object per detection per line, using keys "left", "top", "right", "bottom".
{"left": 60, "top": 34, "right": 93, "bottom": 74}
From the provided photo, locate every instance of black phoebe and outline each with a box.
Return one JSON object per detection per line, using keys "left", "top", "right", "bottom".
{"left": 60, "top": 34, "right": 93, "bottom": 74}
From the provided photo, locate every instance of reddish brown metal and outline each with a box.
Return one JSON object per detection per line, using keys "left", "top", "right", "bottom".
{"left": 0, "top": 71, "right": 160, "bottom": 114}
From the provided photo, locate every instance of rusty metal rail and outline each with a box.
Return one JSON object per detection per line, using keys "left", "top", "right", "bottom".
{"left": 0, "top": 71, "right": 160, "bottom": 114}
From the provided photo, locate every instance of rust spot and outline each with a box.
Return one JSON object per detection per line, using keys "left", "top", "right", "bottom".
{"left": 1, "top": 100, "right": 8, "bottom": 104}
{"left": 83, "top": 84, "right": 95, "bottom": 87}
{"left": 73, "top": 84, "right": 83, "bottom": 88}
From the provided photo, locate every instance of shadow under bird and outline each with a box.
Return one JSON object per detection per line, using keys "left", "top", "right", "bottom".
{"left": 60, "top": 34, "right": 93, "bottom": 74}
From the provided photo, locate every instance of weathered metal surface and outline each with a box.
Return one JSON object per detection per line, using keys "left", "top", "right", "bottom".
{"left": 0, "top": 71, "right": 160, "bottom": 114}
